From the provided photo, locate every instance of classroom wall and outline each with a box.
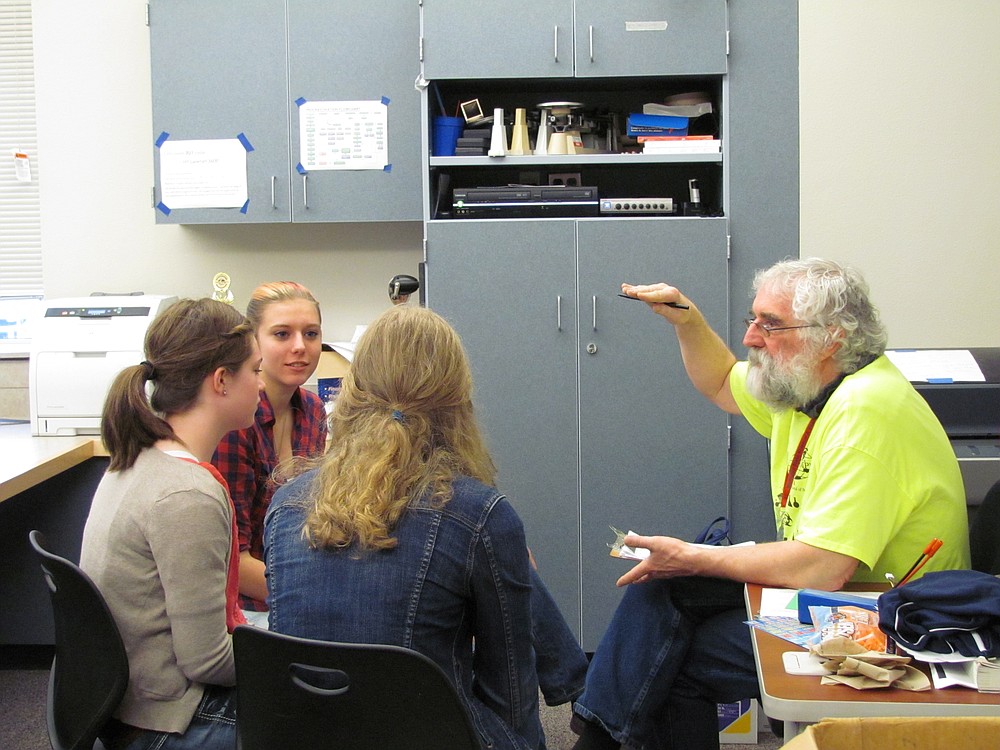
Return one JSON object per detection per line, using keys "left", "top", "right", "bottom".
{"left": 798, "top": 1, "right": 1000, "bottom": 348}
{"left": 30, "top": 1, "right": 1000, "bottom": 348}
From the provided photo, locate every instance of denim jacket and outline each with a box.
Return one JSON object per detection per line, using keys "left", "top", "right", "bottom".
{"left": 264, "top": 470, "right": 545, "bottom": 750}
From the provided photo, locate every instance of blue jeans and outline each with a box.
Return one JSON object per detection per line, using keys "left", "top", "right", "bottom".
{"left": 573, "top": 577, "right": 759, "bottom": 750}
{"left": 530, "top": 566, "right": 589, "bottom": 706}
{"left": 110, "top": 685, "right": 237, "bottom": 750}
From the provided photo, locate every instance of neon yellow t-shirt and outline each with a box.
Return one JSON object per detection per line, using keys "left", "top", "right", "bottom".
{"left": 730, "top": 355, "right": 969, "bottom": 583}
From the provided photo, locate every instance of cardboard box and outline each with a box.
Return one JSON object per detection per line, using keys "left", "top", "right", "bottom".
{"left": 315, "top": 350, "right": 350, "bottom": 379}
{"left": 310, "top": 351, "right": 350, "bottom": 409}
{"left": 780, "top": 717, "right": 1000, "bottom": 749}
{"left": 719, "top": 699, "right": 758, "bottom": 744}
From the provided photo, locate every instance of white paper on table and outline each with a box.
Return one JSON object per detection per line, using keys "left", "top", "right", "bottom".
{"left": 893, "top": 641, "right": 1000, "bottom": 691}
{"left": 759, "top": 588, "right": 799, "bottom": 618}
{"left": 928, "top": 658, "right": 1000, "bottom": 691}
{"left": 885, "top": 349, "right": 985, "bottom": 383}
{"left": 894, "top": 642, "right": 982, "bottom": 664}
{"left": 783, "top": 651, "right": 828, "bottom": 675}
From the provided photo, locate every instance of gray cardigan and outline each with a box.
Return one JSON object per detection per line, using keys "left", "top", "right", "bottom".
{"left": 81, "top": 448, "right": 236, "bottom": 733}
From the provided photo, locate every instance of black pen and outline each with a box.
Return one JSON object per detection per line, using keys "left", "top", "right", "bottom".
{"left": 617, "top": 293, "right": 689, "bottom": 310}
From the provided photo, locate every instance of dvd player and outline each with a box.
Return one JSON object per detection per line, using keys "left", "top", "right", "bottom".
{"left": 452, "top": 185, "right": 599, "bottom": 218}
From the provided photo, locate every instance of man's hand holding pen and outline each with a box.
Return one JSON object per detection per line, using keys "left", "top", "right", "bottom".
{"left": 620, "top": 282, "right": 691, "bottom": 317}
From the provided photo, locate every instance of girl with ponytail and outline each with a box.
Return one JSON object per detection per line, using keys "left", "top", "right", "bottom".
{"left": 80, "top": 298, "right": 260, "bottom": 750}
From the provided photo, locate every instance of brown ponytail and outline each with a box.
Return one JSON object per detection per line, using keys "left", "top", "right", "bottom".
{"left": 101, "top": 298, "right": 254, "bottom": 471}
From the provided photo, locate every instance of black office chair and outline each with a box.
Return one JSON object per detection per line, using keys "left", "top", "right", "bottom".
{"left": 233, "top": 625, "right": 482, "bottom": 750}
{"left": 970, "top": 478, "right": 1000, "bottom": 575}
{"left": 28, "top": 530, "right": 129, "bottom": 750}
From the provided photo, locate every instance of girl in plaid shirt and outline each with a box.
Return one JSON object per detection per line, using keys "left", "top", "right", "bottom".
{"left": 212, "top": 282, "right": 327, "bottom": 621}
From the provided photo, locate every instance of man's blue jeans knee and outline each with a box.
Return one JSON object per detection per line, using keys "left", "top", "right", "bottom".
{"left": 573, "top": 577, "right": 757, "bottom": 750}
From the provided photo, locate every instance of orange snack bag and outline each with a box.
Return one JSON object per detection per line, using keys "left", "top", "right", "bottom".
{"left": 810, "top": 605, "right": 888, "bottom": 653}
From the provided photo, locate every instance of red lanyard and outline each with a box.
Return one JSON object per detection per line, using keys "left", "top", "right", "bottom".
{"left": 779, "top": 417, "right": 817, "bottom": 508}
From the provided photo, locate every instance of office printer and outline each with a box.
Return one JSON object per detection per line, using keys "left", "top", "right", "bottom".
{"left": 911, "top": 347, "right": 1000, "bottom": 506}
{"left": 29, "top": 295, "right": 177, "bottom": 436}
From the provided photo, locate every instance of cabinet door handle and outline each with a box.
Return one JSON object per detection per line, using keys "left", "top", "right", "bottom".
{"left": 589, "top": 25, "right": 594, "bottom": 63}
{"left": 553, "top": 25, "right": 559, "bottom": 63}
{"left": 271, "top": 176, "right": 276, "bottom": 210}
{"left": 592, "top": 295, "right": 597, "bottom": 331}
{"left": 556, "top": 295, "right": 562, "bottom": 331}
{"left": 302, "top": 174, "right": 308, "bottom": 210}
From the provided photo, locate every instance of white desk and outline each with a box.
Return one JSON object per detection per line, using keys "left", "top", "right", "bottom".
{"left": 745, "top": 583, "right": 1000, "bottom": 740}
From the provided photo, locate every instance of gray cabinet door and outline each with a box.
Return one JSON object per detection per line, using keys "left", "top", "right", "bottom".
{"left": 576, "top": 217, "right": 730, "bottom": 648}
{"left": 574, "top": 0, "right": 729, "bottom": 77}
{"left": 422, "top": 0, "right": 726, "bottom": 80}
{"left": 421, "top": 1, "right": 575, "bottom": 80}
{"left": 287, "top": 0, "right": 422, "bottom": 222}
{"left": 425, "top": 219, "right": 583, "bottom": 638}
{"left": 426, "top": 218, "right": 730, "bottom": 647}
{"left": 150, "top": 0, "right": 291, "bottom": 223}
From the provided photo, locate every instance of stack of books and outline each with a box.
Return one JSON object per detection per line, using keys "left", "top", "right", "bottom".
{"left": 454, "top": 127, "right": 491, "bottom": 156}
{"left": 638, "top": 135, "right": 721, "bottom": 155}
{"left": 626, "top": 112, "right": 689, "bottom": 138}
{"left": 629, "top": 99, "right": 719, "bottom": 153}
{"left": 930, "top": 656, "right": 1000, "bottom": 693}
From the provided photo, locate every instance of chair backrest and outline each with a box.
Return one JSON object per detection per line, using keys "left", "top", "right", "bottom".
{"left": 28, "top": 530, "right": 129, "bottom": 750}
{"left": 970, "top": 478, "right": 1000, "bottom": 575}
{"left": 233, "top": 625, "right": 482, "bottom": 750}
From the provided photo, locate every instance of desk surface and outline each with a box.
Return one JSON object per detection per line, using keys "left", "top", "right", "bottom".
{"left": 745, "top": 583, "right": 1000, "bottom": 732}
{"left": 0, "top": 423, "right": 103, "bottom": 503}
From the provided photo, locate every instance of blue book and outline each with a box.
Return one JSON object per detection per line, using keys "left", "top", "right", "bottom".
{"left": 626, "top": 112, "right": 689, "bottom": 136}
{"left": 628, "top": 113, "right": 689, "bottom": 129}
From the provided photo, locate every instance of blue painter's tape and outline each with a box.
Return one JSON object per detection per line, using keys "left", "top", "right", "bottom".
{"left": 927, "top": 377, "right": 953, "bottom": 383}
{"left": 240, "top": 199, "right": 250, "bottom": 214}
{"left": 383, "top": 163, "right": 392, "bottom": 172}
{"left": 157, "top": 202, "right": 171, "bottom": 215}
{"left": 155, "top": 131, "right": 170, "bottom": 148}
{"left": 296, "top": 163, "right": 307, "bottom": 175}
{"left": 295, "top": 97, "right": 307, "bottom": 107}
{"left": 237, "top": 132, "right": 254, "bottom": 152}
{"left": 381, "top": 95, "right": 390, "bottom": 106}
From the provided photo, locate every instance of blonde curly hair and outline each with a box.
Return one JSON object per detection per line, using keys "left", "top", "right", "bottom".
{"left": 304, "top": 306, "right": 496, "bottom": 551}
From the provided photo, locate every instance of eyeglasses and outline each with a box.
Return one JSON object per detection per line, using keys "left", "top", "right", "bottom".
{"left": 742, "top": 318, "right": 820, "bottom": 337}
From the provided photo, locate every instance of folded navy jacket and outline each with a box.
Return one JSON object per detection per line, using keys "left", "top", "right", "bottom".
{"left": 878, "top": 570, "right": 1000, "bottom": 657}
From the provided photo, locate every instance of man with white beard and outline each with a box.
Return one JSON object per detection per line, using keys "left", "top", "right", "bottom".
{"left": 569, "top": 258, "right": 970, "bottom": 750}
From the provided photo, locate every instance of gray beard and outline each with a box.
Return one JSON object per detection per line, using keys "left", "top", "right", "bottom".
{"left": 746, "top": 346, "right": 824, "bottom": 410}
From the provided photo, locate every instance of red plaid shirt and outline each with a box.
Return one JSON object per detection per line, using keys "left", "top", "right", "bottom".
{"left": 212, "top": 387, "right": 327, "bottom": 610}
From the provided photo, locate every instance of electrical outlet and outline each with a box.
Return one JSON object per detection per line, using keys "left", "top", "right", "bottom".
{"left": 548, "top": 172, "right": 582, "bottom": 187}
